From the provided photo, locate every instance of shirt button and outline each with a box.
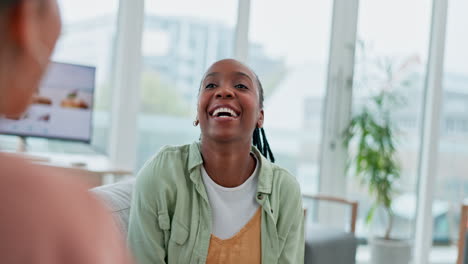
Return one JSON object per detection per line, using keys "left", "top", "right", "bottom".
{"left": 257, "top": 194, "right": 263, "bottom": 200}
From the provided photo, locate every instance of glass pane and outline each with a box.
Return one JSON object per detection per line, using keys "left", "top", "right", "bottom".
{"left": 136, "top": 0, "right": 238, "bottom": 168}
{"left": 433, "top": 0, "right": 468, "bottom": 262}
{"left": 51, "top": 0, "right": 119, "bottom": 153}
{"left": 0, "top": 0, "right": 119, "bottom": 154}
{"left": 349, "top": 0, "right": 432, "bottom": 250}
{"left": 249, "top": 0, "right": 333, "bottom": 195}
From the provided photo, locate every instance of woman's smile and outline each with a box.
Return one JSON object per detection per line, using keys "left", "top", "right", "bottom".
{"left": 208, "top": 104, "right": 241, "bottom": 123}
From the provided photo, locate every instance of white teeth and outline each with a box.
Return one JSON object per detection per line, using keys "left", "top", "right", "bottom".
{"left": 212, "top": 107, "right": 238, "bottom": 117}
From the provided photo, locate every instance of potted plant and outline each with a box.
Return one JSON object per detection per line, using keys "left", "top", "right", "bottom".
{"left": 343, "top": 90, "right": 412, "bottom": 264}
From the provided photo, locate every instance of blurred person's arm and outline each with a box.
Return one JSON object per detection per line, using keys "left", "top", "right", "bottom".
{"left": 0, "top": 154, "right": 133, "bottom": 264}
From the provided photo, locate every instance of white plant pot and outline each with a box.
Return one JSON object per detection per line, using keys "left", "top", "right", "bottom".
{"left": 369, "top": 237, "right": 412, "bottom": 264}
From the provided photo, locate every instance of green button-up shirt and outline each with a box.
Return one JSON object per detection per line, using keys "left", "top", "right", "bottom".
{"left": 128, "top": 142, "right": 304, "bottom": 264}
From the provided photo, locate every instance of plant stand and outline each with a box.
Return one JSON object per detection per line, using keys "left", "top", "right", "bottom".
{"left": 370, "top": 237, "right": 412, "bottom": 264}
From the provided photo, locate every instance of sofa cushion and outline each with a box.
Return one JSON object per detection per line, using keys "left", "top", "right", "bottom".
{"left": 90, "top": 179, "right": 135, "bottom": 237}
{"left": 305, "top": 223, "right": 357, "bottom": 264}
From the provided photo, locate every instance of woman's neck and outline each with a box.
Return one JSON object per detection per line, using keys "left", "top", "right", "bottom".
{"left": 200, "top": 138, "right": 256, "bottom": 188}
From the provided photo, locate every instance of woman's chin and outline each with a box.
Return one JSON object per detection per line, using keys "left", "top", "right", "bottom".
{"left": 203, "top": 132, "right": 243, "bottom": 143}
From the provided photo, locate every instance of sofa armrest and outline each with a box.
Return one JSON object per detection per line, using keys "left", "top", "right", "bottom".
{"left": 303, "top": 194, "right": 358, "bottom": 234}
{"left": 457, "top": 204, "right": 468, "bottom": 264}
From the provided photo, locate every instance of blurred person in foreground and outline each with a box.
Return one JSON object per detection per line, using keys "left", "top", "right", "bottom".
{"left": 0, "top": 0, "right": 132, "bottom": 263}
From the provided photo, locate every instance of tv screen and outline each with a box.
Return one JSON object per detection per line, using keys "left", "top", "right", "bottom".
{"left": 0, "top": 62, "right": 96, "bottom": 143}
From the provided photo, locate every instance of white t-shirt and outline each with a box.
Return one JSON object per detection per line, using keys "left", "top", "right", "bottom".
{"left": 201, "top": 155, "right": 260, "bottom": 240}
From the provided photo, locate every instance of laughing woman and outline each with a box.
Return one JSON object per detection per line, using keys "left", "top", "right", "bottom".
{"left": 128, "top": 59, "right": 304, "bottom": 264}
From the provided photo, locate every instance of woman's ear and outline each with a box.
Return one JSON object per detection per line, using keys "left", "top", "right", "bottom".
{"left": 257, "top": 110, "right": 264, "bottom": 128}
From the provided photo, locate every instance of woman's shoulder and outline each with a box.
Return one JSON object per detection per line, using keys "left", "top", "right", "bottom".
{"left": 256, "top": 157, "right": 302, "bottom": 205}
{"left": 141, "top": 143, "right": 192, "bottom": 169}
{"left": 135, "top": 143, "right": 193, "bottom": 188}
{"left": 270, "top": 164, "right": 301, "bottom": 193}
{"left": 252, "top": 149, "right": 301, "bottom": 195}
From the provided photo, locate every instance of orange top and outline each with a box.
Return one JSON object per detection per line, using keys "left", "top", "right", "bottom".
{"left": 207, "top": 207, "right": 262, "bottom": 264}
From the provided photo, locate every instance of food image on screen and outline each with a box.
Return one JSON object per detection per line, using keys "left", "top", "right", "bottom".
{"left": 38, "top": 114, "right": 51, "bottom": 122}
{"left": 60, "top": 90, "right": 90, "bottom": 109}
{"left": 32, "top": 95, "right": 53, "bottom": 106}
{"left": 0, "top": 62, "right": 96, "bottom": 142}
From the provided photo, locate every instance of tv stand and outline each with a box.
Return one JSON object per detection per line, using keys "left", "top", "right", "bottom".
{"left": 17, "top": 136, "right": 27, "bottom": 152}
{"left": 14, "top": 136, "right": 50, "bottom": 162}
{"left": 1, "top": 136, "right": 132, "bottom": 186}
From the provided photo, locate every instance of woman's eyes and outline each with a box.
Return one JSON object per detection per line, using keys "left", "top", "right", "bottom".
{"left": 204, "top": 83, "right": 249, "bottom": 89}
{"left": 235, "top": 84, "right": 249, "bottom": 90}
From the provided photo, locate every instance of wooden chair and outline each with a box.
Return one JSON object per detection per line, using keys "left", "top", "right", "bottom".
{"left": 457, "top": 204, "right": 468, "bottom": 264}
{"left": 302, "top": 194, "right": 358, "bottom": 233}
{"left": 302, "top": 194, "right": 359, "bottom": 264}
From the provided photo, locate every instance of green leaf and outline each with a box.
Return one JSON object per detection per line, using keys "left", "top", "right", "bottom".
{"left": 366, "top": 204, "right": 377, "bottom": 225}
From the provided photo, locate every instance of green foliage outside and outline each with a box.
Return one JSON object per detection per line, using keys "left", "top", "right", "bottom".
{"left": 140, "top": 71, "right": 191, "bottom": 117}
{"left": 343, "top": 91, "right": 401, "bottom": 240}
{"left": 93, "top": 71, "right": 191, "bottom": 117}
{"left": 343, "top": 40, "right": 421, "bottom": 240}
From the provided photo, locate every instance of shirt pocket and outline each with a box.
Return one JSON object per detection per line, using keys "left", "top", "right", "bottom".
{"left": 157, "top": 212, "right": 171, "bottom": 253}
{"left": 168, "top": 220, "right": 190, "bottom": 264}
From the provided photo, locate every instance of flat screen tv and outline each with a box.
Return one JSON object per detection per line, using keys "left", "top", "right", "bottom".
{"left": 0, "top": 62, "right": 96, "bottom": 143}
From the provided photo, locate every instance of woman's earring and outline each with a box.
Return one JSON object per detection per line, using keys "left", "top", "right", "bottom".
{"left": 193, "top": 119, "right": 199, "bottom": 127}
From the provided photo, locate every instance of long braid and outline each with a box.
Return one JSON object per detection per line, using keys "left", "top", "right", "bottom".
{"left": 260, "top": 127, "right": 275, "bottom": 162}
{"left": 252, "top": 127, "right": 275, "bottom": 163}
{"left": 251, "top": 74, "right": 275, "bottom": 163}
{"left": 253, "top": 127, "right": 262, "bottom": 151}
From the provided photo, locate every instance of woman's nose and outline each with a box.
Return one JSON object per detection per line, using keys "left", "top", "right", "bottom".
{"left": 215, "top": 86, "right": 235, "bottom": 99}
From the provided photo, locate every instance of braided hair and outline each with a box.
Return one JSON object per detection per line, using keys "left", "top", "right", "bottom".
{"left": 252, "top": 74, "right": 275, "bottom": 163}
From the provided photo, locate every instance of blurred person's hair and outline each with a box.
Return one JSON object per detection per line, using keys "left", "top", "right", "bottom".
{"left": 0, "top": 0, "right": 17, "bottom": 31}
{"left": 0, "top": 0, "right": 19, "bottom": 10}
{"left": 0, "top": 0, "right": 45, "bottom": 11}
{"left": 0, "top": 0, "right": 46, "bottom": 34}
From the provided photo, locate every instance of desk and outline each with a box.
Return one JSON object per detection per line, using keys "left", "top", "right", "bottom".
{"left": 3, "top": 151, "right": 133, "bottom": 187}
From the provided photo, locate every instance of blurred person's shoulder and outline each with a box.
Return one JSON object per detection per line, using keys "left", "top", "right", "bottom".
{"left": 0, "top": 153, "right": 99, "bottom": 213}
{"left": 0, "top": 153, "right": 133, "bottom": 264}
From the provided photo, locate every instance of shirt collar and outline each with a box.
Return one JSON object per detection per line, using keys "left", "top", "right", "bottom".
{"left": 188, "top": 141, "right": 273, "bottom": 194}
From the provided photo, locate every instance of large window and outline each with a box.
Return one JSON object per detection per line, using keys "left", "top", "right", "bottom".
{"left": 52, "top": 0, "right": 119, "bottom": 153}
{"left": 433, "top": 0, "right": 468, "bottom": 260}
{"left": 349, "top": 0, "right": 432, "bottom": 246}
{"left": 136, "top": 0, "right": 239, "bottom": 168}
{"left": 248, "top": 0, "right": 333, "bottom": 195}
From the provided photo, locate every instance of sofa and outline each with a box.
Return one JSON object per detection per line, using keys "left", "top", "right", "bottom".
{"left": 91, "top": 179, "right": 357, "bottom": 264}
